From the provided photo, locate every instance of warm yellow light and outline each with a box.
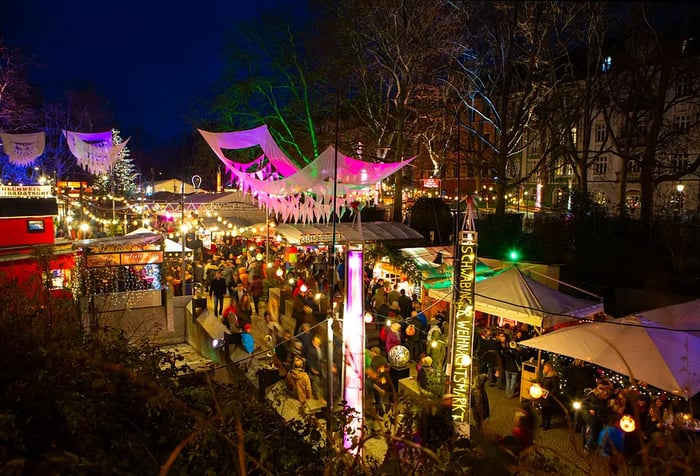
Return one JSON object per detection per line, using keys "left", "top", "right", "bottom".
{"left": 619, "top": 414, "right": 636, "bottom": 433}
{"left": 529, "top": 383, "right": 544, "bottom": 399}
{"left": 314, "top": 292, "right": 322, "bottom": 300}
{"left": 573, "top": 401, "right": 582, "bottom": 411}
{"left": 275, "top": 268, "right": 284, "bottom": 278}
{"left": 79, "top": 222, "right": 90, "bottom": 232}
{"left": 431, "top": 340, "right": 438, "bottom": 349}
{"left": 458, "top": 355, "right": 472, "bottom": 367}
{"left": 364, "top": 312, "right": 373, "bottom": 323}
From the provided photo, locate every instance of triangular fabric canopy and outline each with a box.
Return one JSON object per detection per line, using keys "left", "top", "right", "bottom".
{"left": 0, "top": 131, "right": 46, "bottom": 165}
{"left": 198, "top": 125, "right": 299, "bottom": 176}
{"left": 63, "top": 130, "right": 129, "bottom": 175}
{"left": 199, "top": 126, "right": 416, "bottom": 224}
{"left": 473, "top": 265, "right": 604, "bottom": 329}
{"left": 520, "top": 300, "right": 700, "bottom": 397}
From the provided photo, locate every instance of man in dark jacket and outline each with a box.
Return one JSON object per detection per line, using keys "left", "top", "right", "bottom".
{"left": 209, "top": 270, "right": 228, "bottom": 317}
{"left": 248, "top": 274, "right": 264, "bottom": 315}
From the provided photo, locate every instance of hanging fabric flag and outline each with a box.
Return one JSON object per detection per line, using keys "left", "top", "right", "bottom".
{"left": 63, "top": 130, "right": 129, "bottom": 175}
{"left": 0, "top": 131, "right": 46, "bottom": 166}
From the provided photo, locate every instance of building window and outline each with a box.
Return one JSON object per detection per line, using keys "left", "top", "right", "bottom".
{"left": 674, "top": 114, "right": 690, "bottom": 132}
{"left": 595, "top": 123, "right": 607, "bottom": 143}
{"left": 570, "top": 127, "right": 577, "bottom": 146}
{"left": 592, "top": 190, "right": 607, "bottom": 205}
{"left": 628, "top": 159, "right": 641, "bottom": 174}
{"left": 626, "top": 192, "right": 641, "bottom": 210}
{"left": 554, "top": 158, "right": 573, "bottom": 177}
{"left": 526, "top": 159, "right": 539, "bottom": 175}
{"left": 671, "top": 154, "right": 689, "bottom": 172}
{"left": 676, "top": 77, "right": 693, "bottom": 97}
{"left": 601, "top": 56, "right": 612, "bottom": 72}
{"left": 593, "top": 156, "right": 608, "bottom": 176}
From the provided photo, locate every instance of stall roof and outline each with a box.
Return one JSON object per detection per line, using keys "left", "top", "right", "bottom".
{"left": 74, "top": 233, "right": 163, "bottom": 252}
{"left": 401, "top": 246, "right": 494, "bottom": 284}
{"left": 247, "top": 221, "right": 425, "bottom": 245}
{"left": 473, "top": 265, "right": 603, "bottom": 329}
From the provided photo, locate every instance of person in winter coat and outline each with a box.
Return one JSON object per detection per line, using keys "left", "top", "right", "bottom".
{"left": 385, "top": 322, "right": 402, "bottom": 355}
{"left": 426, "top": 320, "right": 446, "bottom": 368}
{"left": 248, "top": 274, "right": 264, "bottom": 314}
{"left": 236, "top": 294, "right": 254, "bottom": 328}
{"left": 209, "top": 270, "right": 228, "bottom": 317}
{"left": 539, "top": 362, "right": 560, "bottom": 430}
{"left": 502, "top": 340, "right": 522, "bottom": 398}
{"left": 286, "top": 356, "right": 313, "bottom": 403}
{"left": 471, "top": 374, "right": 491, "bottom": 427}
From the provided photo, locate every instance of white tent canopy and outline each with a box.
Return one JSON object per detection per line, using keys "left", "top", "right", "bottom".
{"left": 520, "top": 300, "right": 700, "bottom": 397}
{"left": 126, "top": 228, "right": 192, "bottom": 253}
{"left": 472, "top": 266, "right": 604, "bottom": 329}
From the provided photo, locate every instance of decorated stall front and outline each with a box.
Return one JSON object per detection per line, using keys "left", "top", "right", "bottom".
{"left": 74, "top": 233, "right": 165, "bottom": 315}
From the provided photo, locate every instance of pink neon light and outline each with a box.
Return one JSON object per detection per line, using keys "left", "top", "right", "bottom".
{"left": 343, "top": 249, "right": 364, "bottom": 452}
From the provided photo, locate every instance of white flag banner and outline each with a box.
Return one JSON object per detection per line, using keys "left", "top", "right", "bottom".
{"left": 0, "top": 131, "right": 46, "bottom": 166}
{"left": 63, "top": 130, "right": 129, "bottom": 175}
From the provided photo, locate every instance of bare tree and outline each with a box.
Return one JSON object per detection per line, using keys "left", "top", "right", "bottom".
{"left": 338, "top": 0, "right": 459, "bottom": 221}
{"left": 596, "top": 3, "right": 700, "bottom": 223}
{"left": 448, "top": 1, "right": 580, "bottom": 216}
{"left": 0, "top": 40, "right": 40, "bottom": 131}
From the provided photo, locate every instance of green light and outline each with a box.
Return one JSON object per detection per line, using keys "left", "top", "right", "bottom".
{"left": 508, "top": 250, "right": 520, "bottom": 261}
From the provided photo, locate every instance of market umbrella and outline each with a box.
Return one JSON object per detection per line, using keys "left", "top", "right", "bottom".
{"left": 519, "top": 300, "right": 700, "bottom": 397}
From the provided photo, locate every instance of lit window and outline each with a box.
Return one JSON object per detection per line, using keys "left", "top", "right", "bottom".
{"left": 592, "top": 190, "right": 607, "bottom": 205}
{"left": 570, "top": 127, "right": 577, "bottom": 146}
{"left": 626, "top": 193, "right": 641, "bottom": 209}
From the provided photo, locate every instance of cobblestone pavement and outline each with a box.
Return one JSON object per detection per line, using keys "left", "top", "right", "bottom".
{"left": 482, "top": 384, "right": 591, "bottom": 474}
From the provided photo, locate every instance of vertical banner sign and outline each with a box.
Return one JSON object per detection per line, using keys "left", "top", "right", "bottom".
{"left": 451, "top": 231, "right": 478, "bottom": 435}
{"left": 343, "top": 247, "right": 365, "bottom": 453}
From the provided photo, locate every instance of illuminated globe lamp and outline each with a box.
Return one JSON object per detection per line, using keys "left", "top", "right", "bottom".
{"left": 364, "top": 312, "right": 373, "bottom": 323}
{"left": 529, "top": 383, "right": 545, "bottom": 399}
{"left": 275, "top": 268, "right": 284, "bottom": 279}
{"left": 619, "top": 414, "right": 636, "bottom": 433}
{"left": 388, "top": 345, "right": 410, "bottom": 369}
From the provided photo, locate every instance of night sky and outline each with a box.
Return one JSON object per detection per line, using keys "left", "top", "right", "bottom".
{"left": 1, "top": 0, "right": 280, "bottom": 167}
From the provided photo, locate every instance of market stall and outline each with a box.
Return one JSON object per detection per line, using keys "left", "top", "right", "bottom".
{"left": 74, "top": 233, "right": 165, "bottom": 312}
{"left": 520, "top": 300, "right": 700, "bottom": 398}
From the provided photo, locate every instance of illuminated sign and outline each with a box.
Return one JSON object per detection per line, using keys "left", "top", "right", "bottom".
{"left": 451, "top": 231, "right": 478, "bottom": 432}
{"left": 300, "top": 233, "right": 343, "bottom": 244}
{"left": 421, "top": 178, "right": 441, "bottom": 188}
{"left": 121, "top": 251, "right": 163, "bottom": 265}
{"left": 86, "top": 253, "right": 121, "bottom": 268}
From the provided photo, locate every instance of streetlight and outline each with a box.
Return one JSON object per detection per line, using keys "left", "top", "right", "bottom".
{"left": 676, "top": 183, "right": 685, "bottom": 212}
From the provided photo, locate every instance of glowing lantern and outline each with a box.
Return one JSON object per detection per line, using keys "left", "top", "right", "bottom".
{"left": 529, "top": 383, "right": 544, "bottom": 399}
{"left": 406, "top": 325, "right": 416, "bottom": 336}
{"left": 364, "top": 312, "right": 373, "bottom": 323}
{"left": 619, "top": 415, "right": 636, "bottom": 433}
